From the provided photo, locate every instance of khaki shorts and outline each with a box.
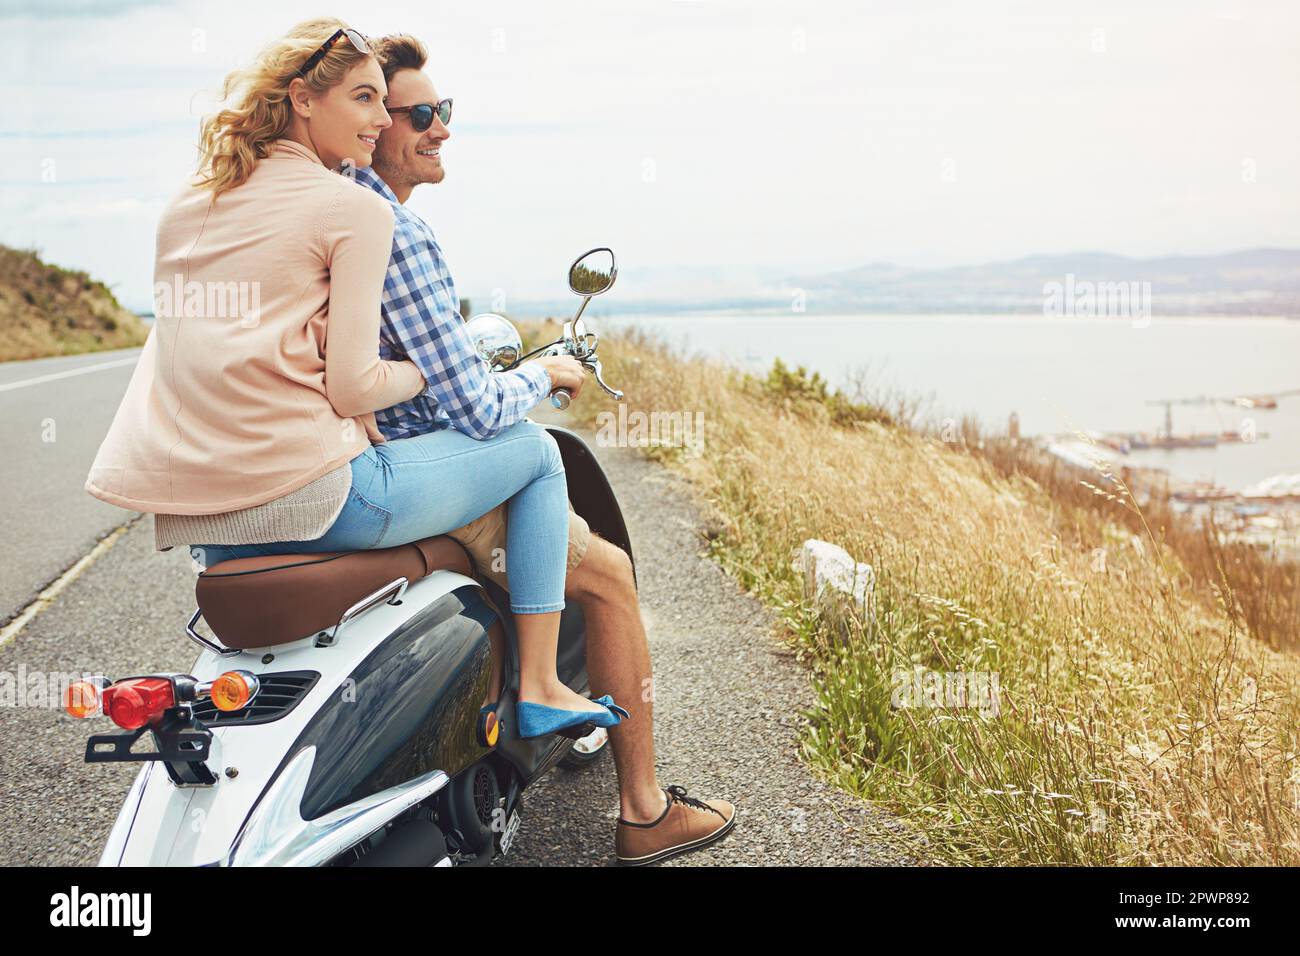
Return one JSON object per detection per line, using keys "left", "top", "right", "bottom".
{"left": 444, "top": 500, "right": 591, "bottom": 593}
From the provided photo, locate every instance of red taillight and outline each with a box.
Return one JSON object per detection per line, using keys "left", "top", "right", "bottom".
{"left": 102, "top": 678, "right": 175, "bottom": 730}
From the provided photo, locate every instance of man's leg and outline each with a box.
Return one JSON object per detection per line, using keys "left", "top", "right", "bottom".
{"left": 447, "top": 504, "right": 665, "bottom": 821}
{"left": 447, "top": 503, "right": 735, "bottom": 862}
{"left": 565, "top": 531, "right": 735, "bottom": 864}
{"left": 564, "top": 535, "right": 667, "bottom": 823}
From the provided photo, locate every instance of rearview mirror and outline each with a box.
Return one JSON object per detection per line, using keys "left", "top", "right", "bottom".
{"left": 568, "top": 248, "right": 617, "bottom": 297}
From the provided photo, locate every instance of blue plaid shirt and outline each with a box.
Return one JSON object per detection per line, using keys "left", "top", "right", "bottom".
{"left": 353, "top": 167, "right": 551, "bottom": 441}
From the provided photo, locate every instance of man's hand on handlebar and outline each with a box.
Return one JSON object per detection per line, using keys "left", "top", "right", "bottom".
{"left": 536, "top": 355, "right": 586, "bottom": 399}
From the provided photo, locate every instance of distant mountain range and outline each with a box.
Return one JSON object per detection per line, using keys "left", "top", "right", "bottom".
{"left": 786, "top": 248, "right": 1300, "bottom": 318}
{"left": 485, "top": 248, "right": 1300, "bottom": 320}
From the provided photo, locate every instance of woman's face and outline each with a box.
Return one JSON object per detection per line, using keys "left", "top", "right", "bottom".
{"left": 302, "top": 56, "right": 392, "bottom": 170}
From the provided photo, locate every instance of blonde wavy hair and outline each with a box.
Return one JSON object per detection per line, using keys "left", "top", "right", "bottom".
{"left": 195, "top": 18, "right": 374, "bottom": 196}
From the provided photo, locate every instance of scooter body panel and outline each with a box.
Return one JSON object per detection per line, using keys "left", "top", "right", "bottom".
{"left": 104, "top": 570, "right": 490, "bottom": 866}
{"left": 97, "top": 424, "right": 637, "bottom": 866}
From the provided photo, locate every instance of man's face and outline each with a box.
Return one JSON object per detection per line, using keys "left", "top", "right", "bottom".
{"left": 373, "top": 68, "right": 449, "bottom": 189}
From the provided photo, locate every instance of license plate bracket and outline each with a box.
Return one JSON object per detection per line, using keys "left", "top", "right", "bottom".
{"left": 84, "top": 710, "right": 213, "bottom": 764}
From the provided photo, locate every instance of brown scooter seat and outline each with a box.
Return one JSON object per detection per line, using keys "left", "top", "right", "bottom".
{"left": 195, "top": 535, "right": 476, "bottom": 651}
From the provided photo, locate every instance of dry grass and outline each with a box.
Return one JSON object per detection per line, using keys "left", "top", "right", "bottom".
{"left": 967, "top": 434, "right": 1300, "bottom": 654}
{"left": 0, "top": 245, "right": 149, "bottom": 362}
{"left": 538, "top": 321, "right": 1300, "bottom": 866}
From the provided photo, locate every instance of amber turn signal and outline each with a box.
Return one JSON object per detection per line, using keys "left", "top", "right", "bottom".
{"left": 210, "top": 671, "right": 259, "bottom": 712}
{"left": 64, "top": 680, "right": 103, "bottom": 719}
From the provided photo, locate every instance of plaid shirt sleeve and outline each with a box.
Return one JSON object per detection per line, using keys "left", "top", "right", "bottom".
{"left": 378, "top": 214, "right": 551, "bottom": 440}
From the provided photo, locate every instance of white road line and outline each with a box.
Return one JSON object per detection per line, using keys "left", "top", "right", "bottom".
{"left": 0, "top": 520, "right": 137, "bottom": 649}
{"left": 0, "top": 355, "right": 139, "bottom": 393}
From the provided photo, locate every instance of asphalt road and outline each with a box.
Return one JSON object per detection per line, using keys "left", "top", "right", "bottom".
{"left": 0, "top": 350, "right": 911, "bottom": 866}
{"left": 0, "top": 348, "right": 143, "bottom": 624}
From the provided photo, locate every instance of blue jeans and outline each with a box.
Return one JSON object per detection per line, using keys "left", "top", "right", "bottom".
{"left": 191, "top": 420, "right": 569, "bottom": 614}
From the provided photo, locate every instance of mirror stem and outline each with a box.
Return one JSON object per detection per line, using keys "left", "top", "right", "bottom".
{"left": 571, "top": 294, "right": 593, "bottom": 327}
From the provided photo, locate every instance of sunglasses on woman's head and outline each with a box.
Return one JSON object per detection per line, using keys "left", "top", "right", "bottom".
{"left": 297, "top": 28, "right": 371, "bottom": 78}
{"left": 386, "top": 99, "right": 453, "bottom": 132}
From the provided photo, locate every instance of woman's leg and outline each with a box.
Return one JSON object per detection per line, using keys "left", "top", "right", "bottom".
{"left": 198, "top": 422, "right": 614, "bottom": 717}
{"left": 367, "top": 422, "right": 608, "bottom": 715}
{"left": 364, "top": 422, "right": 567, "bottom": 605}
{"left": 200, "top": 422, "right": 570, "bottom": 577}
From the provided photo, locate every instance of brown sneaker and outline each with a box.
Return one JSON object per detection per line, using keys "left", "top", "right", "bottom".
{"left": 615, "top": 785, "right": 736, "bottom": 866}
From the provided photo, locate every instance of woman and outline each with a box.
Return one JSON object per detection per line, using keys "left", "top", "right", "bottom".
{"left": 83, "top": 18, "right": 623, "bottom": 738}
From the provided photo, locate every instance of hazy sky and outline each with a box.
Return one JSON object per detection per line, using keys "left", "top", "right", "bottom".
{"left": 3, "top": 0, "right": 1298, "bottom": 312}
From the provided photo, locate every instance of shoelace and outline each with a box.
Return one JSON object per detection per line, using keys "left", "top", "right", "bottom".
{"left": 665, "top": 784, "right": 722, "bottom": 817}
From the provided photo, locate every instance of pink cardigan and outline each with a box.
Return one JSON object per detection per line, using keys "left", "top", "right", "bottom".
{"left": 85, "top": 139, "right": 426, "bottom": 514}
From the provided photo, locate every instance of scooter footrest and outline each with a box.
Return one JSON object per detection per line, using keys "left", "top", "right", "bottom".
{"left": 554, "top": 721, "right": 598, "bottom": 740}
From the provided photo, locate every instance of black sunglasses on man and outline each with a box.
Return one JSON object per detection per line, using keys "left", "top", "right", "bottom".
{"left": 386, "top": 99, "right": 453, "bottom": 132}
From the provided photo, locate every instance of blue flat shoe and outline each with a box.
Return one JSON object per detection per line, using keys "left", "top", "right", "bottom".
{"left": 591, "top": 694, "right": 629, "bottom": 715}
{"left": 516, "top": 695, "right": 630, "bottom": 740}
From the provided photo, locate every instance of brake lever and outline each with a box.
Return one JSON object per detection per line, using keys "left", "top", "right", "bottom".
{"left": 585, "top": 356, "right": 623, "bottom": 401}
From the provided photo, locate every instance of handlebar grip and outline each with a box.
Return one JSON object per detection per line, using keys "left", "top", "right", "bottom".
{"left": 551, "top": 388, "right": 572, "bottom": 410}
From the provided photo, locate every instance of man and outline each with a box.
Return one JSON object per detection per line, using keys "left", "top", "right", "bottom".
{"left": 354, "top": 33, "right": 735, "bottom": 866}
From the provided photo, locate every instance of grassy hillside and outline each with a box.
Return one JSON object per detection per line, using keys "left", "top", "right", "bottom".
{"left": 537, "top": 320, "right": 1300, "bottom": 866}
{"left": 0, "top": 245, "right": 149, "bottom": 362}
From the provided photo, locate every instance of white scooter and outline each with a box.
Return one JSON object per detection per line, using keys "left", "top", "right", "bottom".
{"left": 65, "top": 249, "right": 630, "bottom": 866}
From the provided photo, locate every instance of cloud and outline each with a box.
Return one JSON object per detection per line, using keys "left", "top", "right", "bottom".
{"left": 4, "top": 0, "right": 1299, "bottom": 313}
{"left": 0, "top": 121, "right": 195, "bottom": 140}
{"left": 28, "top": 196, "right": 156, "bottom": 219}
{"left": 0, "top": 0, "right": 169, "bottom": 20}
